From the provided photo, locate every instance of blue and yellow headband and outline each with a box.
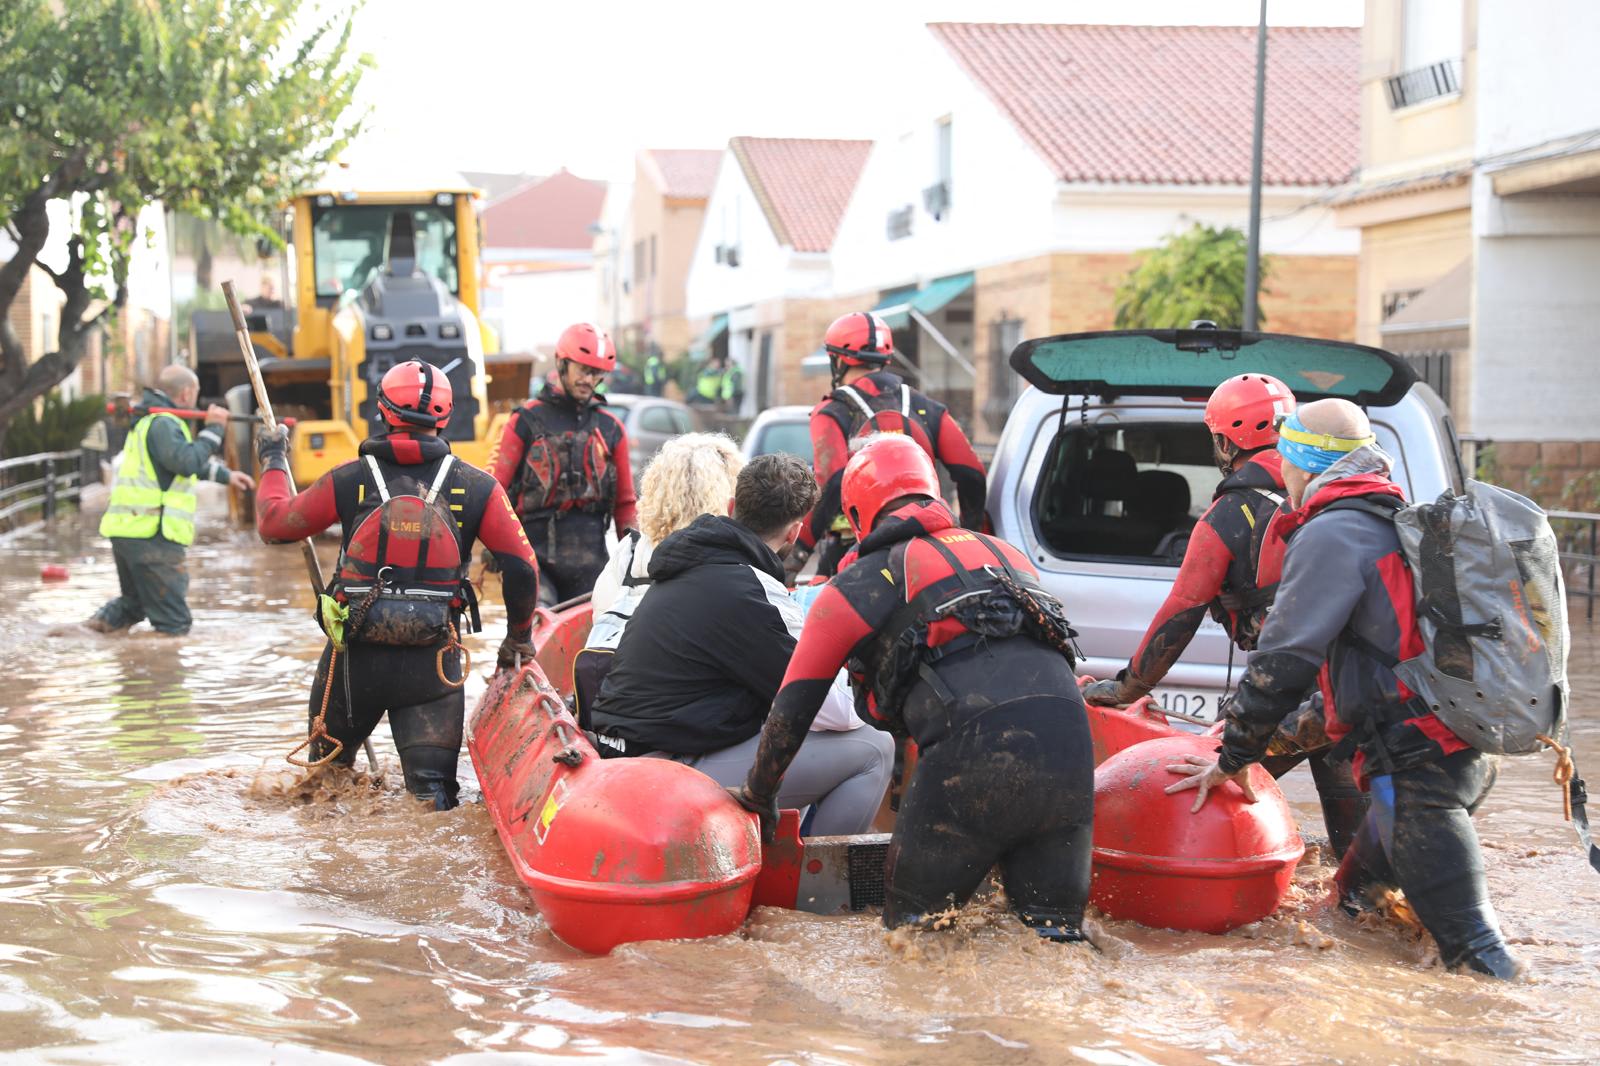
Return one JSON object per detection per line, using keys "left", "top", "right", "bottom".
{"left": 1275, "top": 411, "right": 1375, "bottom": 474}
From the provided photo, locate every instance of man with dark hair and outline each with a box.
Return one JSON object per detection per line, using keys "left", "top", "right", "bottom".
{"left": 590, "top": 453, "right": 892, "bottom": 835}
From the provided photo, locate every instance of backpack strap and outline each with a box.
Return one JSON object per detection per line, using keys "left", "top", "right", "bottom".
{"left": 836, "top": 383, "right": 877, "bottom": 427}
{"left": 364, "top": 455, "right": 391, "bottom": 503}
{"left": 425, "top": 454, "right": 455, "bottom": 505}
{"left": 899, "top": 384, "right": 911, "bottom": 419}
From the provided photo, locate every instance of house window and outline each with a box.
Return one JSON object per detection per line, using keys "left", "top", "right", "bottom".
{"left": 924, "top": 117, "right": 953, "bottom": 221}
{"left": 1382, "top": 289, "right": 1423, "bottom": 321}
{"left": 649, "top": 235, "right": 657, "bottom": 279}
{"left": 982, "top": 313, "right": 1025, "bottom": 438}
{"left": 633, "top": 240, "right": 646, "bottom": 284}
{"left": 1389, "top": 0, "right": 1464, "bottom": 108}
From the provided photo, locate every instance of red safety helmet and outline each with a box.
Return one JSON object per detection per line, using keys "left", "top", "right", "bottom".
{"left": 556, "top": 322, "right": 617, "bottom": 372}
{"left": 841, "top": 434, "right": 941, "bottom": 540}
{"left": 377, "top": 359, "right": 453, "bottom": 430}
{"left": 824, "top": 311, "right": 894, "bottom": 377}
{"left": 1204, "top": 373, "right": 1296, "bottom": 452}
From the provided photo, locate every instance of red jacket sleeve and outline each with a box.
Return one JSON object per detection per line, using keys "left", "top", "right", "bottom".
{"left": 933, "top": 411, "right": 988, "bottom": 531}
{"left": 802, "top": 409, "right": 850, "bottom": 550}
{"left": 607, "top": 415, "right": 637, "bottom": 531}
{"left": 476, "top": 481, "right": 540, "bottom": 637}
{"left": 255, "top": 467, "right": 340, "bottom": 543}
{"left": 744, "top": 581, "right": 876, "bottom": 800}
{"left": 1126, "top": 515, "right": 1234, "bottom": 687}
{"left": 490, "top": 409, "right": 526, "bottom": 491}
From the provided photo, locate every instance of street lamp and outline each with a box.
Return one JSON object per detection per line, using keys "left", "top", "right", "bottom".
{"left": 1244, "top": 0, "right": 1268, "bottom": 332}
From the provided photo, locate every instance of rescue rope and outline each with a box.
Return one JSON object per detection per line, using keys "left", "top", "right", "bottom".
{"left": 285, "top": 645, "right": 346, "bottom": 769}
{"left": 1537, "top": 733, "right": 1576, "bottom": 822}
{"left": 436, "top": 622, "right": 470, "bottom": 689}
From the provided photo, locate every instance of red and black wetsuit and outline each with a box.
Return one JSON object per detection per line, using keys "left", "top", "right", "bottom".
{"left": 257, "top": 431, "right": 538, "bottom": 808}
{"left": 1104, "top": 450, "right": 1287, "bottom": 701}
{"left": 491, "top": 379, "right": 636, "bottom": 603}
{"left": 802, "top": 370, "right": 987, "bottom": 575}
{"left": 745, "top": 499, "right": 1094, "bottom": 936}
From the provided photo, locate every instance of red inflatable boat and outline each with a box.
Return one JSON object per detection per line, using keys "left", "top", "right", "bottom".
{"left": 475, "top": 596, "right": 1303, "bottom": 951}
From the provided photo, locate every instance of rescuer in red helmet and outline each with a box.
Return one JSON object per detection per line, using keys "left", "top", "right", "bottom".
{"left": 732, "top": 434, "right": 1095, "bottom": 942}
{"left": 796, "top": 311, "right": 988, "bottom": 577}
{"left": 254, "top": 359, "right": 541, "bottom": 810}
{"left": 1078, "top": 373, "right": 1369, "bottom": 861}
{"left": 491, "top": 322, "right": 636, "bottom": 604}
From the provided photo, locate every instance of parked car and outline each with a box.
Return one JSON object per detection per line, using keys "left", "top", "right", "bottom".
{"left": 742, "top": 404, "right": 814, "bottom": 463}
{"left": 482, "top": 393, "right": 698, "bottom": 491}
{"left": 988, "top": 327, "right": 1466, "bottom": 723}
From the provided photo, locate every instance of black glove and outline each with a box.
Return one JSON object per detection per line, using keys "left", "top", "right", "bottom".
{"left": 256, "top": 424, "right": 290, "bottom": 476}
{"left": 726, "top": 785, "right": 779, "bottom": 844}
{"left": 497, "top": 633, "right": 537, "bottom": 672}
{"left": 1080, "top": 672, "right": 1150, "bottom": 707}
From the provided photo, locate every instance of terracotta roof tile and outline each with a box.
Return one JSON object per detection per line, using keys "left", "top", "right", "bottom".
{"left": 928, "top": 23, "right": 1358, "bottom": 187}
{"left": 643, "top": 149, "right": 723, "bottom": 200}
{"left": 730, "top": 137, "right": 871, "bottom": 253}
{"left": 479, "top": 170, "right": 606, "bottom": 250}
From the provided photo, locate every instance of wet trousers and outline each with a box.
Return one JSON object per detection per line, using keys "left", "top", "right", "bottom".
{"left": 1334, "top": 748, "right": 1516, "bottom": 976}
{"left": 308, "top": 640, "right": 466, "bottom": 810}
{"left": 1260, "top": 748, "right": 1369, "bottom": 862}
{"left": 525, "top": 512, "right": 609, "bottom": 606}
{"left": 92, "top": 537, "right": 192, "bottom": 634}
{"left": 885, "top": 695, "right": 1096, "bottom": 937}
{"left": 660, "top": 726, "right": 894, "bottom": 836}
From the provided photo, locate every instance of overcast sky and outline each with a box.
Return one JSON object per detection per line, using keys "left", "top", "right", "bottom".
{"left": 342, "top": 0, "right": 1362, "bottom": 183}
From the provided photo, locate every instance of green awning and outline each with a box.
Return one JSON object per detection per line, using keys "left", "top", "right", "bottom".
{"left": 872, "top": 272, "right": 975, "bottom": 327}
{"left": 705, "top": 312, "right": 729, "bottom": 342}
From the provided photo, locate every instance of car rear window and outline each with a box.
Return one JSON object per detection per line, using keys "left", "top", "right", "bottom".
{"left": 1033, "top": 422, "right": 1218, "bottom": 564}
{"left": 754, "top": 421, "right": 814, "bottom": 463}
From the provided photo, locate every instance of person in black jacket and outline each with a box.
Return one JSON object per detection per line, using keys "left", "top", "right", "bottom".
{"left": 590, "top": 453, "right": 891, "bottom": 835}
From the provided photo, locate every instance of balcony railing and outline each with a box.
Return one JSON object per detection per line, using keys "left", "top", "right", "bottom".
{"left": 1386, "top": 58, "right": 1463, "bottom": 110}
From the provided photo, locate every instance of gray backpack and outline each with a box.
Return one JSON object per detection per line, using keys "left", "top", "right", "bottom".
{"left": 1342, "top": 481, "right": 1597, "bottom": 874}
{"left": 1389, "top": 480, "right": 1569, "bottom": 755}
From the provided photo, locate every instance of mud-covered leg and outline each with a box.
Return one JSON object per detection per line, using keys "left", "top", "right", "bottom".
{"left": 1309, "top": 749, "right": 1369, "bottom": 862}
{"left": 999, "top": 819, "right": 1094, "bottom": 944}
{"left": 387, "top": 655, "right": 466, "bottom": 811}
{"left": 307, "top": 643, "right": 380, "bottom": 768}
{"left": 880, "top": 747, "right": 998, "bottom": 929}
{"left": 89, "top": 541, "right": 148, "bottom": 631}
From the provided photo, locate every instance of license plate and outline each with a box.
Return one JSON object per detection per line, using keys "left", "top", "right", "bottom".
{"left": 1149, "top": 688, "right": 1216, "bottom": 723}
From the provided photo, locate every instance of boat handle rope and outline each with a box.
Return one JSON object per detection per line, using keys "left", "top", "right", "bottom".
{"left": 285, "top": 645, "right": 346, "bottom": 769}
{"left": 436, "top": 622, "right": 470, "bottom": 689}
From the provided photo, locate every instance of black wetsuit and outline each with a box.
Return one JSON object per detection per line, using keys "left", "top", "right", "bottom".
{"left": 744, "top": 500, "right": 1094, "bottom": 937}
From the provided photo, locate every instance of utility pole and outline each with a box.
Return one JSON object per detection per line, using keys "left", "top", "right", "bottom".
{"left": 1244, "top": 0, "right": 1268, "bottom": 332}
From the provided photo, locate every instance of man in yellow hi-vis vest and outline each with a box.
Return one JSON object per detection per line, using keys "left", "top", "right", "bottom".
{"left": 87, "top": 365, "right": 254, "bottom": 635}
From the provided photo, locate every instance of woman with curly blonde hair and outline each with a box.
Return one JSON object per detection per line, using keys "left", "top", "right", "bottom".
{"left": 576, "top": 433, "right": 744, "bottom": 718}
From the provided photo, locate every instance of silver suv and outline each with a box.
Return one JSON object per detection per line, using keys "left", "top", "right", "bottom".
{"left": 986, "top": 327, "right": 1467, "bottom": 722}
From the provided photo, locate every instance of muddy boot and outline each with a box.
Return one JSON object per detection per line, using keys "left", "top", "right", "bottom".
{"left": 1451, "top": 941, "right": 1526, "bottom": 980}
{"left": 83, "top": 616, "right": 121, "bottom": 634}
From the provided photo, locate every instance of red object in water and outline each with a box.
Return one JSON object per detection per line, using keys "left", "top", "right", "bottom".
{"left": 39, "top": 564, "right": 69, "bottom": 582}
{"left": 468, "top": 660, "right": 761, "bottom": 955}
{"left": 1091, "top": 734, "right": 1304, "bottom": 934}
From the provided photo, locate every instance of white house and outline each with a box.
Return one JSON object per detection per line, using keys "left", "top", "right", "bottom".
{"left": 825, "top": 22, "right": 1363, "bottom": 441}
{"left": 684, "top": 137, "right": 871, "bottom": 412}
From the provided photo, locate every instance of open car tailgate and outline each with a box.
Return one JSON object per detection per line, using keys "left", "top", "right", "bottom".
{"left": 1009, "top": 328, "right": 1417, "bottom": 407}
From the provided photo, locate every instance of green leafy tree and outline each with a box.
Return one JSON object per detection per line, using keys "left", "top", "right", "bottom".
{"left": 1113, "top": 223, "right": 1270, "bottom": 330}
{"left": 0, "top": 0, "right": 369, "bottom": 446}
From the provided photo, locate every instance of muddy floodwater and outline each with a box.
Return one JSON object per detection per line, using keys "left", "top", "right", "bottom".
{"left": 3, "top": 492, "right": 1598, "bottom": 1065}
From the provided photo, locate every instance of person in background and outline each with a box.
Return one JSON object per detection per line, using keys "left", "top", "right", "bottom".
{"left": 797, "top": 312, "right": 987, "bottom": 577}
{"left": 1167, "top": 398, "right": 1520, "bottom": 979}
{"left": 691, "top": 355, "right": 725, "bottom": 407}
{"left": 721, "top": 357, "right": 744, "bottom": 414}
{"left": 643, "top": 347, "right": 667, "bottom": 397}
{"left": 491, "top": 322, "right": 635, "bottom": 604}
{"left": 87, "top": 364, "right": 255, "bottom": 636}
{"left": 591, "top": 453, "right": 891, "bottom": 835}
{"left": 735, "top": 435, "right": 1093, "bottom": 941}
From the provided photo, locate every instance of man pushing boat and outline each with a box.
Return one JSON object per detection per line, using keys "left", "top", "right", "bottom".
{"left": 255, "top": 360, "right": 540, "bottom": 809}
{"left": 732, "top": 434, "right": 1095, "bottom": 942}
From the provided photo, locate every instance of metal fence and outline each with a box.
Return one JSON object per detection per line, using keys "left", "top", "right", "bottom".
{"left": 0, "top": 449, "right": 91, "bottom": 530}
{"left": 1550, "top": 510, "right": 1600, "bottom": 621}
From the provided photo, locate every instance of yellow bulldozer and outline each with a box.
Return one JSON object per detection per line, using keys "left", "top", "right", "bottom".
{"left": 196, "top": 181, "right": 532, "bottom": 491}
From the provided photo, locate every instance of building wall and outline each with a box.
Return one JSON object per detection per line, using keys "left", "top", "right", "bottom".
{"left": 1475, "top": 0, "right": 1600, "bottom": 157}
{"left": 499, "top": 268, "right": 598, "bottom": 357}
{"left": 1359, "top": 0, "right": 1477, "bottom": 181}
{"left": 1352, "top": 206, "right": 1472, "bottom": 347}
